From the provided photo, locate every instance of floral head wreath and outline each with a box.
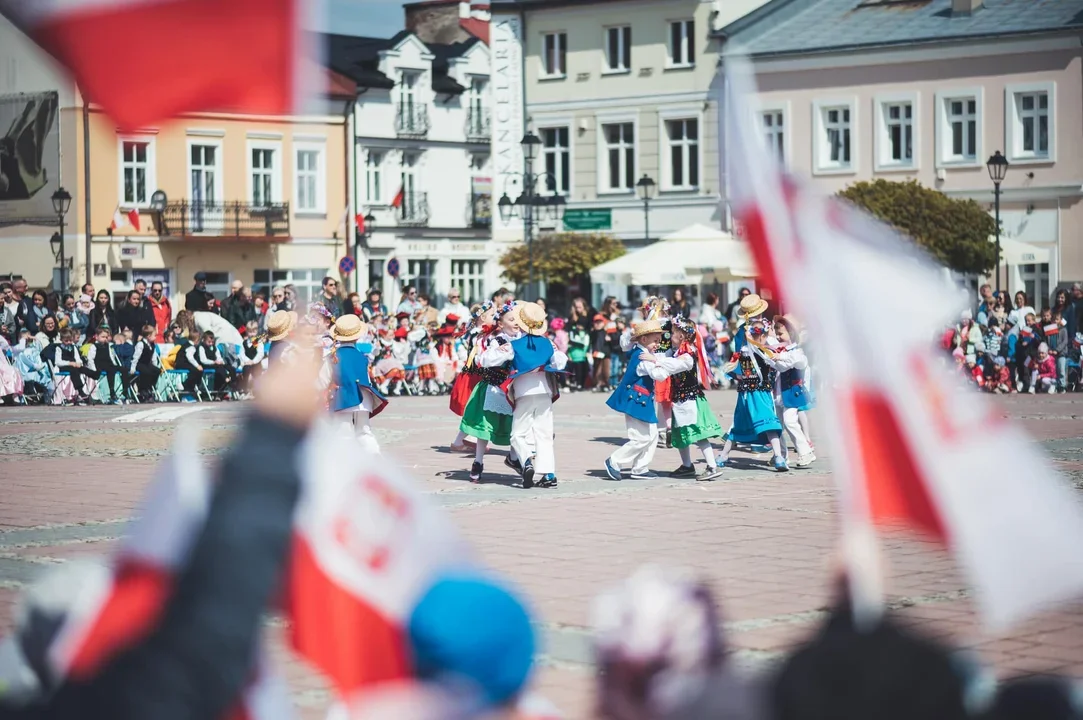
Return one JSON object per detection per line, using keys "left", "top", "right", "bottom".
{"left": 471, "top": 300, "right": 495, "bottom": 322}
{"left": 672, "top": 315, "right": 697, "bottom": 337}
{"left": 306, "top": 302, "right": 334, "bottom": 321}
{"left": 494, "top": 300, "right": 517, "bottom": 321}
{"left": 640, "top": 296, "right": 670, "bottom": 321}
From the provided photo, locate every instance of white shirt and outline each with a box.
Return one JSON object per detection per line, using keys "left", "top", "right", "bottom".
{"left": 438, "top": 302, "right": 470, "bottom": 325}
{"left": 479, "top": 331, "right": 568, "bottom": 399}
{"left": 130, "top": 341, "right": 162, "bottom": 373}
{"left": 634, "top": 344, "right": 674, "bottom": 382}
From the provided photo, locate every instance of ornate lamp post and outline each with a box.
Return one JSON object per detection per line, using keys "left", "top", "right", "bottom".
{"left": 50, "top": 187, "right": 72, "bottom": 291}
{"left": 497, "top": 131, "right": 567, "bottom": 300}
{"left": 986, "top": 151, "right": 1009, "bottom": 294}
{"left": 636, "top": 174, "right": 656, "bottom": 243}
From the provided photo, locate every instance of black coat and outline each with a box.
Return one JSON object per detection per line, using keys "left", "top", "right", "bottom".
{"left": 86, "top": 305, "right": 117, "bottom": 334}
{"left": 115, "top": 303, "right": 154, "bottom": 334}
{"left": 184, "top": 286, "right": 213, "bottom": 313}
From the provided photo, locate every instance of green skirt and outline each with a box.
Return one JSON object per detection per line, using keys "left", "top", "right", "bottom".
{"left": 672, "top": 396, "right": 724, "bottom": 449}
{"left": 459, "top": 382, "right": 513, "bottom": 446}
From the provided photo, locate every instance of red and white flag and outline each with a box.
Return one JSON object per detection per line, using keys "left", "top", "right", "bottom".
{"left": 1044, "top": 323, "right": 1060, "bottom": 337}
{"left": 127, "top": 208, "right": 141, "bottom": 232}
{"left": 109, "top": 206, "right": 126, "bottom": 231}
{"left": 391, "top": 186, "right": 405, "bottom": 209}
{"left": 1, "top": 0, "right": 321, "bottom": 130}
{"left": 354, "top": 212, "right": 366, "bottom": 235}
{"left": 722, "top": 54, "right": 1083, "bottom": 631}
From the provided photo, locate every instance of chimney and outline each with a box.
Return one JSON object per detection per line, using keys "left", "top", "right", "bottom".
{"left": 952, "top": 0, "right": 982, "bottom": 15}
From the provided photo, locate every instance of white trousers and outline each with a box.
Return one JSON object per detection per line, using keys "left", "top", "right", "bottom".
{"left": 510, "top": 394, "right": 556, "bottom": 475}
{"left": 609, "top": 416, "right": 658, "bottom": 474}
{"left": 777, "top": 405, "right": 812, "bottom": 458}
{"left": 335, "top": 409, "right": 380, "bottom": 454}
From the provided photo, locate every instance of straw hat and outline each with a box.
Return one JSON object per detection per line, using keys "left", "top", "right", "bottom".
{"left": 332, "top": 314, "right": 367, "bottom": 343}
{"left": 737, "top": 293, "right": 769, "bottom": 319}
{"left": 267, "top": 310, "right": 296, "bottom": 342}
{"left": 515, "top": 302, "right": 549, "bottom": 336}
{"left": 632, "top": 318, "right": 665, "bottom": 338}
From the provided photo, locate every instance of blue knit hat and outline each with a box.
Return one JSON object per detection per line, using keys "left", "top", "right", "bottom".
{"left": 407, "top": 573, "right": 535, "bottom": 706}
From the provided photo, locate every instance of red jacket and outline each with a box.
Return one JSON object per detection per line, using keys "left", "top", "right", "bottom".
{"left": 149, "top": 295, "right": 173, "bottom": 342}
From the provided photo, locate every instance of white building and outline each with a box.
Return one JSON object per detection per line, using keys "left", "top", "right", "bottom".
{"left": 329, "top": 29, "right": 498, "bottom": 310}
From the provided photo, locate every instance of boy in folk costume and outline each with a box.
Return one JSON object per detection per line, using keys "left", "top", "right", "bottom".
{"left": 767, "top": 315, "right": 815, "bottom": 468}
{"left": 603, "top": 310, "right": 677, "bottom": 481}
{"left": 266, "top": 310, "right": 297, "bottom": 363}
{"left": 483, "top": 302, "right": 568, "bottom": 489}
{"left": 328, "top": 314, "right": 388, "bottom": 453}
{"left": 719, "top": 294, "right": 789, "bottom": 471}
{"left": 666, "top": 316, "right": 725, "bottom": 481}
{"left": 459, "top": 302, "right": 518, "bottom": 482}
{"left": 449, "top": 302, "right": 495, "bottom": 453}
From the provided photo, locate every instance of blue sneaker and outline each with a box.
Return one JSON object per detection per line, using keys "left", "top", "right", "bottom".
{"left": 538, "top": 473, "right": 558, "bottom": 488}
{"left": 772, "top": 456, "right": 789, "bottom": 472}
{"left": 604, "top": 457, "right": 622, "bottom": 481}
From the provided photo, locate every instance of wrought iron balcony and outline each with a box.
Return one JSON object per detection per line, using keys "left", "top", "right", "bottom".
{"left": 465, "top": 107, "right": 490, "bottom": 142}
{"left": 396, "top": 192, "right": 430, "bottom": 227}
{"left": 470, "top": 192, "right": 491, "bottom": 229}
{"left": 395, "top": 103, "right": 430, "bottom": 138}
{"left": 155, "top": 201, "right": 290, "bottom": 239}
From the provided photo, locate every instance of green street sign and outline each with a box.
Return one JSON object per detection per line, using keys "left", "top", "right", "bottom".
{"left": 563, "top": 208, "right": 612, "bottom": 231}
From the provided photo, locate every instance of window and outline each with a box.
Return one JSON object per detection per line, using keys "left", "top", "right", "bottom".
{"left": 668, "top": 20, "right": 694, "bottom": 67}
{"left": 364, "top": 151, "right": 383, "bottom": 204}
{"left": 120, "top": 140, "right": 152, "bottom": 206}
{"left": 201, "top": 271, "right": 232, "bottom": 300}
{"left": 541, "top": 126, "right": 570, "bottom": 194}
{"left": 605, "top": 26, "right": 631, "bottom": 73}
{"left": 1021, "top": 263, "right": 1050, "bottom": 310}
{"left": 404, "top": 259, "right": 437, "bottom": 298}
{"left": 253, "top": 268, "right": 325, "bottom": 304}
{"left": 542, "top": 32, "right": 566, "bottom": 77}
{"left": 398, "top": 71, "right": 419, "bottom": 111}
{"left": 874, "top": 94, "right": 917, "bottom": 171}
{"left": 665, "top": 118, "right": 698, "bottom": 189}
{"left": 368, "top": 258, "right": 386, "bottom": 296}
{"left": 295, "top": 146, "right": 324, "bottom": 213}
{"left": 1006, "top": 83, "right": 1054, "bottom": 162}
{"left": 935, "top": 89, "right": 982, "bottom": 167}
{"left": 812, "top": 100, "right": 855, "bottom": 173}
{"left": 249, "top": 146, "right": 278, "bottom": 206}
{"left": 450, "top": 260, "right": 486, "bottom": 304}
{"left": 189, "top": 141, "right": 222, "bottom": 233}
{"left": 601, "top": 121, "right": 635, "bottom": 191}
{"left": 760, "top": 110, "right": 784, "bottom": 161}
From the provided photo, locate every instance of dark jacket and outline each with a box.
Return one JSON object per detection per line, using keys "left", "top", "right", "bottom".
{"left": 115, "top": 303, "right": 154, "bottom": 334}
{"left": 0, "top": 412, "right": 305, "bottom": 720}
{"left": 86, "top": 305, "right": 117, "bottom": 334}
{"left": 221, "top": 295, "right": 256, "bottom": 329}
{"left": 184, "top": 286, "right": 213, "bottom": 313}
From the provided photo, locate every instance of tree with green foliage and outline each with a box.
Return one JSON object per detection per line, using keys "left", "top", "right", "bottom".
{"left": 837, "top": 179, "right": 998, "bottom": 275}
{"left": 499, "top": 232, "right": 626, "bottom": 286}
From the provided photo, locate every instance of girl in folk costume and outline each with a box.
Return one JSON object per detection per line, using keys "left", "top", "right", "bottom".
{"left": 372, "top": 328, "right": 409, "bottom": 395}
{"left": 667, "top": 316, "right": 725, "bottom": 481}
{"left": 767, "top": 315, "right": 816, "bottom": 468}
{"left": 239, "top": 320, "right": 266, "bottom": 394}
{"left": 449, "top": 302, "right": 495, "bottom": 453}
{"left": 482, "top": 302, "right": 568, "bottom": 489}
{"left": 459, "top": 301, "right": 519, "bottom": 483}
{"left": 433, "top": 325, "right": 463, "bottom": 388}
{"left": 603, "top": 304, "right": 678, "bottom": 481}
{"left": 719, "top": 294, "right": 789, "bottom": 472}
{"left": 413, "top": 324, "right": 440, "bottom": 394}
{"left": 328, "top": 314, "right": 388, "bottom": 453}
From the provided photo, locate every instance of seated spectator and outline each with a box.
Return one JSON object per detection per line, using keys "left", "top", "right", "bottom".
{"left": 22, "top": 290, "right": 50, "bottom": 335}
{"left": 1029, "top": 342, "right": 1058, "bottom": 394}
{"left": 70, "top": 294, "right": 93, "bottom": 342}
{"left": 0, "top": 335, "right": 24, "bottom": 405}
{"left": 130, "top": 324, "right": 162, "bottom": 401}
{"left": 33, "top": 314, "right": 59, "bottom": 350}
{"left": 173, "top": 330, "right": 206, "bottom": 398}
{"left": 86, "top": 326, "right": 130, "bottom": 404}
{"left": 112, "top": 330, "right": 135, "bottom": 373}
{"left": 52, "top": 327, "right": 93, "bottom": 404}
{"left": 198, "top": 330, "right": 232, "bottom": 397}
{"left": 14, "top": 341, "right": 51, "bottom": 403}
{"left": 87, "top": 290, "right": 117, "bottom": 336}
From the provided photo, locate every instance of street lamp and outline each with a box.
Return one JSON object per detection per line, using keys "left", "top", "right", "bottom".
{"left": 355, "top": 211, "right": 376, "bottom": 294}
{"left": 986, "top": 151, "right": 1009, "bottom": 295}
{"left": 496, "top": 131, "right": 567, "bottom": 300}
{"left": 636, "top": 174, "right": 656, "bottom": 243}
{"left": 50, "top": 187, "right": 72, "bottom": 291}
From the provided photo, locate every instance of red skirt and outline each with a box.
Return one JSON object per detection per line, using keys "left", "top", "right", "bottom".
{"left": 655, "top": 377, "right": 672, "bottom": 404}
{"left": 418, "top": 364, "right": 437, "bottom": 380}
{"left": 450, "top": 372, "right": 481, "bottom": 416}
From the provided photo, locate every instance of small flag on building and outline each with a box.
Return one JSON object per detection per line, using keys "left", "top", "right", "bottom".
{"left": 391, "top": 186, "right": 405, "bottom": 208}
{"left": 127, "top": 209, "right": 141, "bottom": 232}
{"left": 354, "top": 213, "right": 366, "bottom": 235}
{"left": 110, "top": 206, "right": 126, "bottom": 231}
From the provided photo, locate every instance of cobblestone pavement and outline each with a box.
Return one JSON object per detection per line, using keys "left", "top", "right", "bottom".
{"left": 2, "top": 391, "right": 1083, "bottom": 718}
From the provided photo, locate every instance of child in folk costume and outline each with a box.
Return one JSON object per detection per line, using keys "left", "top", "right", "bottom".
{"left": 433, "top": 325, "right": 463, "bottom": 388}
{"left": 372, "top": 329, "right": 409, "bottom": 395}
{"left": 460, "top": 301, "right": 519, "bottom": 483}
{"left": 667, "top": 316, "right": 725, "bottom": 481}
{"left": 328, "top": 314, "right": 388, "bottom": 453}
{"left": 603, "top": 310, "right": 677, "bottom": 481}
{"left": 449, "top": 302, "right": 495, "bottom": 453}
{"left": 718, "top": 294, "right": 789, "bottom": 472}
{"left": 266, "top": 310, "right": 297, "bottom": 363}
{"left": 482, "top": 302, "right": 567, "bottom": 489}
{"left": 414, "top": 325, "right": 440, "bottom": 394}
{"left": 654, "top": 317, "right": 675, "bottom": 449}
{"left": 767, "top": 315, "right": 815, "bottom": 468}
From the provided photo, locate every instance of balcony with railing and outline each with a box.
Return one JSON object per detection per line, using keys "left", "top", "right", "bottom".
{"left": 396, "top": 192, "right": 430, "bottom": 227}
{"left": 395, "top": 103, "right": 430, "bottom": 138}
{"left": 465, "top": 107, "right": 490, "bottom": 142}
{"left": 155, "top": 201, "right": 291, "bottom": 240}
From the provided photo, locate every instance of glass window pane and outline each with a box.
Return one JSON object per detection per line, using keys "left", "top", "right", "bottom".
{"left": 608, "top": 29, "right": 618, "bottom": 67}
{"left": 624, "top": 147, "right": 634, "bottom": 189}
{"left": 966, "top": 99, "right": 976, "bottom": 114}
{"left": 1021, "top": 95, "right": 1034, "bottom": 110}
{"left": 1038, "top": 115, "right": 1048, "bottom": 152}
{"left": 950, "top": 100, "right": 962, "bottom": 116}
{"left": 689, "top": 146, "right": 699, "bottom": 186}
{"left": 622, "top": 27, "right": 631, "bottom": 69}
{"left": 671, "top": 145, "right": 683, "bottom": 186}
{"left": 670, "top": 22, "right": 681, "bottom": 62}
{"left": 136, "top": 144, "right": 146, "bottom": 162}
{"left": 609, "top": 148, "right": 619, "bottom": 188}
{"left": 687, "top": 119, "right": 698, "bottom": 140}
{"left": 561, "top": 152, "right": 569, "bottom": 193}
{"left": 966, "top": 120, "right": 976, "bottom": 157}
{"left": 687, "top": 21, "right": 694, "bottom": 62}
{"left": 1022, "top": 117, "right": 1033, "bottom": 151}
{"left": 1039, "top": 93, "right": 1048, "bottom": 110}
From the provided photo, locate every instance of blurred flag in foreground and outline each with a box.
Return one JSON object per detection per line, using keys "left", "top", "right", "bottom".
{"left": 0, "top": 0, "right": 320, "bottom": 130}
{"left": 722, "top": 53, "right": 1083, "bottom": 632}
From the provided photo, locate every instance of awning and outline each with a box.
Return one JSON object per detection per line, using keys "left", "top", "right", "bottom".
{"left": 997, "top": 237, "right": 1051, "bottom": 266}
{"left": 590, "top": 223, "right": 756, "bottom": 286}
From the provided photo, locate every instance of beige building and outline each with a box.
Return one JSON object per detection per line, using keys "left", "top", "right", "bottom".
{"left": 718, "top": 0, "right": 1083, "bottom": 305}
{"left": 490, "top": 0, "right": 765, "bottom": 306}
{"left": 0, "top": 12, "right": 356, "bottom": 311}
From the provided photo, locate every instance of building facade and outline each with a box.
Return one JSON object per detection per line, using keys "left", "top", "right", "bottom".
{"left": 489, "top": 0, "right": 766, "bottom": 305}
{"left": 332, "top": 28, "right": 496, "bottom": 310}
{"left": 717, "top": 0, "right": 1083, "bottom": 305}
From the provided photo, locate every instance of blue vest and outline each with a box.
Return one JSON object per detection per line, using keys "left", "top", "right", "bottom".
{"left": 330, "top": 344, "right": 388, "bottom": 415}
{"left": 605, "top": 347, "right": 657, "bottom": 424}
{"left": 780, "top": 366, "right": 815, "bottom": 410}
{"left": 501, "top": 334, "right": 564, "bottom": 404}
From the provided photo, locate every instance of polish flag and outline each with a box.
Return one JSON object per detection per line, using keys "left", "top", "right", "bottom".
{"left": 1021, "top": 326, "right": 1035, "bottom": 339}
{"left": 127, "top": 208, "right": 141, "bottom": 232}
{"left": 723, "top": 54, "right": 1083, "bottom": 631}
{"left": 1043, "top": 323, "right": 1060, "bottom": 337}
{"left": 1, "top": 0, "right": 320, "bottom": 131}
{"left": 109, "top": 206, "right": 126, "bottom": 231}
{"left": 391, "top": 186, "right": 405, "bottom": 209}
{"left": 354, "top": 212, "right": 366, "bottom": 235}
